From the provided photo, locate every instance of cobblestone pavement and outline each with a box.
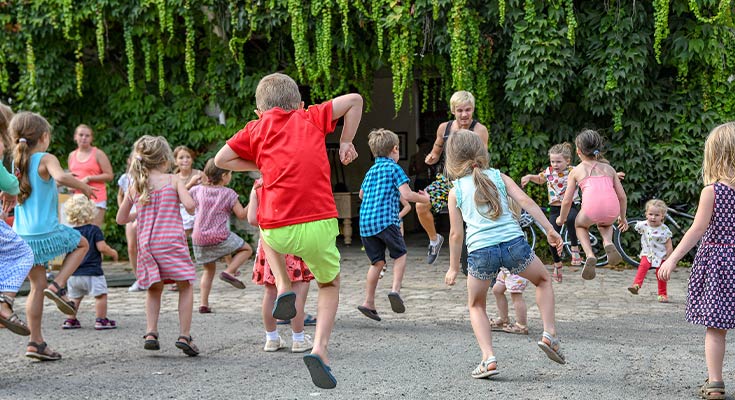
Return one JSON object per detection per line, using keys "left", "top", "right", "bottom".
{"left": 0, "top": 234, "right": 731, "bottom": 399}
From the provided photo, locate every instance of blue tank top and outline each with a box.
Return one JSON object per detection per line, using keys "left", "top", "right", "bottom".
{"left": 454, "top": 168, "right": 524, "bottom": 252}
{"left": 14, "top": 152, "right": 60, "bottom": 237}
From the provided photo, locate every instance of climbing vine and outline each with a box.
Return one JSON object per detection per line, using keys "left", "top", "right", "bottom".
{"left": 565, "top": 0, "right": 577, "bottom": 46}
{"left": 184, "top": 0, "right": 196, "bottom": 91}
{"left": 142, "top": 39, "right": 153, "bottom": 83}
{"left": 653, "top": 0, "right": 670, "bottom": 63}
{"left": 688, "top": 0, "right": 730, "bottom": 24}
{"left": 95, "top": 5, "right": 105, "bottom": 64}
{"left": 124, "top": 24, "right": 135, "bottom": 92}
{"left": 157, "top": 36, "right": 166, "bottom": 95}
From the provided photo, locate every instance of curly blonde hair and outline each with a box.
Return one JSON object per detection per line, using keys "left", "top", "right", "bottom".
{"left": 128, "top": 135, "right": 174, "bottom": 205}
{"left": 65, "top": 194, "right": 97, "bottom": 226}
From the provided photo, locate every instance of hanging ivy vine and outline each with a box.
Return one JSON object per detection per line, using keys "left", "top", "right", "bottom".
{"left": 142, "top": 38, "right": 153, "bottom": 82}
{"left": 653, "top": 0, "right": 670, "bottom": 63}
{"left": 565, "top": 0, "right": 577, "bottom": 46}
{"left": 124, "top": 24, "right": 135, "bottom": 92}
{"left": 95, "top": 5, "right": 105, "bottom": 64}
{"left": 184, "top": 0, "right": 196, "bottom": 91}
{"left": 157, "top": 36, "right": 165, "bottom": 95}
{"left": 688, "top": 0, "right": 730, "bottom": 24}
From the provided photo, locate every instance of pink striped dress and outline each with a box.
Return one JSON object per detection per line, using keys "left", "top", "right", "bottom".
{"left": 135, "top": 181, "right": 196, "bottom": 288}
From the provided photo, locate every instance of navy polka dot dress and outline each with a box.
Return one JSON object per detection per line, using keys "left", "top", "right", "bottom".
{"left": 686, "top": 183, "right": 735, "bottom": 329}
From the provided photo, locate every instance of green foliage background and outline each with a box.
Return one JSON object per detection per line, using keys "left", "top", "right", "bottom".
{"left": 1, "top": 0, "right": 734, "bottom": 251}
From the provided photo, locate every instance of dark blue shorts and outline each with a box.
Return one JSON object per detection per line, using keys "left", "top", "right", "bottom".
{"left": 361, "top": 225, "right": 407, "bottom": 265}
{"left": 467, "top": 236, "right": 534, "bottom": 281}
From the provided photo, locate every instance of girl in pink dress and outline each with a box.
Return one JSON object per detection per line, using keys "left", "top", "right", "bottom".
{"left": 557, "top": 129, "right": 628, "bottom": 280}
{"left": 116, "top": 135, "right": 199, "bottom": 356}
{"left": 249, "top": 179, "right": 315, "bottom": 353}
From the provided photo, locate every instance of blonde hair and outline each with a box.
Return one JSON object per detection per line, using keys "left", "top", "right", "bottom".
{"left": 65, "top": 194, "right": 97, "bottom": 225}
{"left": 10, "top": 111, "right": 52, "bottom": 204}
{"left": 255, "top": 73, "right": 301, "bottom": 111}
{"left": 445, "top": 129, "right": 501, "bottom": 219}
{"left": 645, "top": 199, "right": 668, "bottom": 215}
{"left": 0, "top": 102, "right": 14, "bottom": 157}
{"left": 549, "top": 142, "right": 573, "bottom": 161}
{"left": 449, "top": 91, "right": 475, "bottom": 113}
{"left": 703, "top": 122, "right": 735, "bottom": 186}
{"left": 128, "top": 135, "right": 174, "bottom": 205}
{"left": 368, "top": 128, "right": 399, "bottom": 158}
{"left": 575, "top": 129, "right": 608, "bottom": 163}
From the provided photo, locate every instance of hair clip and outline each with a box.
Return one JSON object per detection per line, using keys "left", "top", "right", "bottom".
{"left": 593, "top": 149, "right": 600, "bottom": 156}
{"left": 135, "top": 155, "right": 142, "bottom": 161}
{"left": 18, "top": 138, "right": 27, "bottom": 143}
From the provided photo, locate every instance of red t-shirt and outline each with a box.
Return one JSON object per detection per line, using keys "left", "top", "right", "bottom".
{"left": 226, "top": 101, "right": 338, "bottom": 229}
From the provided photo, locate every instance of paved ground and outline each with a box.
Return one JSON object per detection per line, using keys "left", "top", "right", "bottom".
{"left": 0, "top": 233, "right": 732, "bottom": 399}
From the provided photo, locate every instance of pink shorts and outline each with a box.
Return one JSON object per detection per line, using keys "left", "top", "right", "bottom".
{"left": 495, "top": 268, "right": 529, "bottom": 293}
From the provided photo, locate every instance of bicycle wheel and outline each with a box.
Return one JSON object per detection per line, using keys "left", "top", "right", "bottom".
{"left": 571, "top": 225, "right": 609, "bottom": 266}
{"left": 521, "top": 224, "right": 536, "bottom": 251}
{"left": 558, "top": 225, "right": 573, "bottom": 260}
{"left": 615, "top": 219, "right": 642, "bottom": 268}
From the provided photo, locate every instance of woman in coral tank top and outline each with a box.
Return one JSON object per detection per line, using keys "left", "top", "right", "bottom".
{"left": 68, "top": 124, "right": 114, "bottom": 226}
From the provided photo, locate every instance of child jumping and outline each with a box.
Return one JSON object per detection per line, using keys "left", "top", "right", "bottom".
{"left": 117, "top": 135, "right": 199, "bottom": 357}
{"left": 357, "top": 128, "right": 429, "bottom": 322}
{"left": 62, "top": 194, "right": 119, "bottom": 330}
{"left": 490, "top": 268, "right": 530, "bottom": 335}
{"left": 658, "top": 121, "right": 735, "bottom": 400}
{"left": 557, "top": 129, "right": 628, "bottom": 280}
{"left": 443, "top": 129, "right": 566, "bottom": 379}
{"left": 249, "top": 178, "right": 315, "bottom": 353}
{"left": 215, "top": 72, "right": 363, "bottom": 389}
{"left": 0, "top": 103, "right": 34, "bottom": 337}
{"left": 521, "top": 142, "right": 582, "bottom": 282}
{"left": 10, "top": 111, "right": 94, "bottom": 360}
{"left": 628, "top": 199, "right": 672, "bottom": 303}
{"left": 190, "top": 158, "right": 253, "bottom": 313}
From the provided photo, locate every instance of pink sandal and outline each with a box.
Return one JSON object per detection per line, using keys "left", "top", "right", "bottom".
{"left": 552, "top": 265, "right": 563, "bottom": 283}
{"left": 571, "top": 253, "right": 582, "bottom": 266}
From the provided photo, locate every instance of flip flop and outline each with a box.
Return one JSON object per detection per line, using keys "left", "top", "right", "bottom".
{"left": 272, "top": 291, "right": 297, "bottom": 320}
{"left": 605, "top": 244, "right": 623, "bottom": 266}
{"left": 581, "top": 257, "right": 597, "bottom": 280}
{"left": 357, "top": 306, "right": 381, "bottom": 321}
{"left": 303, "top": 354, "right": 337, "bottom": 389}
{"left": 219, "top": 271, "right": 246, "bottom": 289}
{"left": 387, "top": 292, "right": 406, "bottom": 313}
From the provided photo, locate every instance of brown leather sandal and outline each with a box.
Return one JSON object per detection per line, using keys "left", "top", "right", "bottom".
{"left": 0, "top": 294, "right": 30, "bottom": 336}
{"left": 43, "top": 282, "right": 76, "bottom": 315}
{"left": 25, "top": 341, "right": 61, "bottom": 361}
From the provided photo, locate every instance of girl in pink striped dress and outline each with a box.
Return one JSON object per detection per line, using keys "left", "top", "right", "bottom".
{"left": 116, "top": 135, "right": 199, "bottom": 357}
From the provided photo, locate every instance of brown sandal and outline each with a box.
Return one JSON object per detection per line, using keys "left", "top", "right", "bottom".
{"left": 175, "top": 335, "right": 200, "bottom": 357}
{"left": 489, "top": 318, "right": 509, "bottom": 331}
{"left": 43, "top": 282, "right": 76, "bottom": 315}
{"left": 502, "top": 322, "right": 529, "bottom": 335}
{"left": 0, "top": 294, "right": 30, "bottom": 336}
{"left": 25, "top": 341, "right": 61, "bottom": 361}
{"left": 699, "top": 379, "right": 725, "bottom": 400}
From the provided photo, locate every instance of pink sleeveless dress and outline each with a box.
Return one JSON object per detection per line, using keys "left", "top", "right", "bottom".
{"left": 578, "top": 163, "right": 620, "bottom": 225}
{"left": 135, "top": 181, "right": 196, "bottom": 289}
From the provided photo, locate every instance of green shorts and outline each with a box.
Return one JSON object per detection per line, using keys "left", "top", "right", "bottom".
{"left": 260, "top": 218, "right": 341, "bottom": 283}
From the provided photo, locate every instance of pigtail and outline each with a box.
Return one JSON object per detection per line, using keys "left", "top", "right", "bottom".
{"left": 472, "top": 167, "right": 502, "bottom": 220}
{"left": 129, "top": 155, "right": 150, "bottom": 205}
{"left": 13, "top": 140, "right": 32, "bottom": 204}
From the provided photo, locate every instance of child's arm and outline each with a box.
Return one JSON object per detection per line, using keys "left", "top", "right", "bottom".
{"left": 331, "top": 93, "right": 363, "bottom": 165}
{"left": 232, "top": 200, "right": 248, "bottom": 220}
{"left": 611, "top": 168, "right": 628, "bottom": 231}
{"left": 116, "top": 187, "right": 135, "bottom": 225}
{"left": 116, "top": 186, "right": 124, "bottom": 207}
{"left": 520, "top": 172, "right": 545, "bottom": 188}
{"left": 174, "top": 175, "right": 196, "bottom": 214}
{"left": 555, "top": 169, "right": 578, "bottom": 227}
{"left": 96, "top": 240, "right": 119, "bottom": 261}
{"left": 397, "top": 183, "right": 430, "bottom": 204}
{"left": 0, "top": 160, "right": 19, "bottom": 195}
{"left": 444, "top": 189, "right": 463, "bottom": 286}
{"left": 398, "top": 197, "right": 411, "bottom": 219}
{"left": 247, "top": 184, "right": 259, "bottom": 226}
{"left": 214, "top": 145, "right": 258, "bottom": 172}
{"left": 358, "top": 189, "right": 364, "bottom": 200}
{"left": 503, "top": 174, "right": 563, "bottom": 255}
{"left": 42, "top": 154, "right": 94, "bottom": 198}
{"left": 658, "top": 185, "right": 714, "bottom": 281}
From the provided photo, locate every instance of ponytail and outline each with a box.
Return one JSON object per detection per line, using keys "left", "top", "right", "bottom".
{"left": 472, "top": 167, "right": 502, "bottom": 220}
{"left": 129, "top": 155, "right": 151, "bottom": 205}
{"left": 13, "top": 140, "right": 32, "bottom": 204}
{"left": 9, "top": 111, "right": 50, "bottom": 205}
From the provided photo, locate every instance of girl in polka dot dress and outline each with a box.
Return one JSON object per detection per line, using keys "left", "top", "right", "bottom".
{"left": 659, "top": 121, "right": 735, "bottom": 400}
{"left": 249, "top": 179, "right": 315, "bottom": 353}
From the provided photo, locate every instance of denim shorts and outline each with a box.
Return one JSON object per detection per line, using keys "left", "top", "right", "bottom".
{"left": 467, "top": 236, "right": 535, "bottom": 281}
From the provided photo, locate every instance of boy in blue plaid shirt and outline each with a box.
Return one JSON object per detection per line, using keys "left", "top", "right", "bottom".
{"left": 357, "top": 129, "right": 429, "bottom": 321}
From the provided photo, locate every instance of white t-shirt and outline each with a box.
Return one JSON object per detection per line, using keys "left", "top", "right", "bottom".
{"left": 635, "top": 220, "right": 672, "bottom": 268}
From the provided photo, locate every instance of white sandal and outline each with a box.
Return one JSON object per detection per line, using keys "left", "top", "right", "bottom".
{"left": 537, "top": 331, "right": 566, "bottom": 364}
{"left": 471, "top": 356, "right": 499, "bottom": 379}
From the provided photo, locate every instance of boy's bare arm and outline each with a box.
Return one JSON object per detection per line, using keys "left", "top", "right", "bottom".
{"left": 397, "top": 183, "right": 429, "bottom": 204}
{"left": 96, "top": 240, "right": 119, "bottom": 261}
{"left": 214, "top": 145, "right": 258, "bottom": 172}
{"left": 232, "top": 201, "right": 248, "bottom": 220}
{"left": 331, "top": 94, "right": 363, "bottom": 165}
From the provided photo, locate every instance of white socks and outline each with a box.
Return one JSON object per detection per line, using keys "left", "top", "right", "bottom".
{"left": 292, "top": 330, "right": 304, "bottom": 342}
{"left": 266, "top": 330, "right": 279, "bottom": 341}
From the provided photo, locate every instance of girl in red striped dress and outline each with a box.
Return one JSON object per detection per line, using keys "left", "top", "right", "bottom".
{"left": 116, "top": 135, "right": 199, "bottom": 356}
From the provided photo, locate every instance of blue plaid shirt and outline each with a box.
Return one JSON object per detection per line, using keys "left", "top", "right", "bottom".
{"left": 359, "top": 157, "right": 410, "bottom": 237}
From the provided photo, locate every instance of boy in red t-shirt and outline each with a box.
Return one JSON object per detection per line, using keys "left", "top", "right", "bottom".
{"left": 214, "top": 73, "right": 362, "bottom": 389}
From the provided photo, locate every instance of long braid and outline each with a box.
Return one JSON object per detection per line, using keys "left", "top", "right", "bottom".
{"left": 9, "top": 112, "right": 50, "bottom": 204}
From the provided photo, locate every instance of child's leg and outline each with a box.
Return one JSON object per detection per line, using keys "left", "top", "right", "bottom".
{"left": 145, "top": 282, "right": 164, "bottom": 335}
{"left": 65, "top": 297, "right": 83, "bottom": 319}
{"left": 125, "top": 222, "right": 138, "bottom": 270}
{"left": 655, "top": 268, "right": 667, "bottom": 297}
{"left": 467, "top": 276, "right": 494, "bottom": 361}
{"left": 574, "top": 211, "right": 594, "bottom": 258}
{"left": 597, "top": 223, "right": 614, "bottom": 247}
{"left": 391, "top": 254, "right": 407, "bottom": 294}
{"left": 361, "top": 261, "right": 384, "bottom": 310}
{"left": 224, "top": 242, "right": 253, "bottom": 275}
{"left": 291, "top": 281, "right": 310, "bottom": 334}
{"left": 704, "top": 328, "right": 727, "bottom": 385}
{"left": 517, "top": 256, "right": 557, "bottom": 337}
{"left": 311, "top": 274, "right": 340, "bottom": 365}
{"left": 509, "top": 292, "right": 527, "bottom": 326}
{"left": 26, "top": 265, "right": 47, "bottom": 344}
{"left": 176, "top": 280, "right": 194, "bottom": 337}
{"left": 260, "top": 240, "right": 293, "bottom": 294}
{"left": 262, "top": 284, "right": 278, "bottom": 332}
{"left": 491, "top": 282, "right": 509, "bottom": 322}
{"left": 199, "top": 263, "right": 216, "bottom": 307}
{"left": 632, "top": 256, "right": 651, "bottom": 288}
{"left": 93, "top": 206, "right": 106, "bottom": 227}
{"left": 52, "top": 237, "right": 89, "bottom": 290}
{"left": 94, "top": 294, "right": 107, "bottom": 319}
